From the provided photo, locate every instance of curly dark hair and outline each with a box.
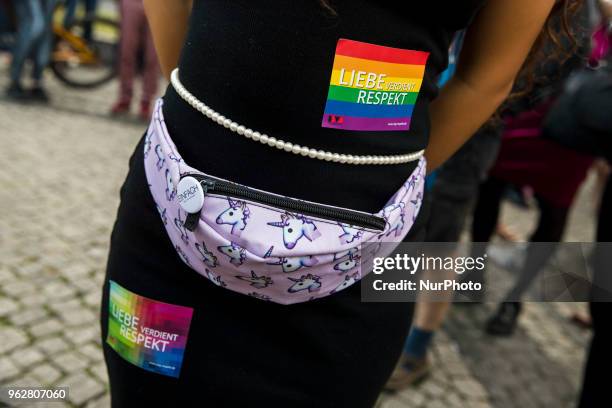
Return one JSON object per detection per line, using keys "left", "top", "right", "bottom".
{"left": 509, "top": 0, "right": 585, "bottom": 102}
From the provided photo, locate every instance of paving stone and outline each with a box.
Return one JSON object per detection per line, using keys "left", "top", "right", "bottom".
{"left": 0, "top": 356, "right": 21, "bottom": 382}
{"left": 444, "top": 391, "right": 467, "bottom": 407}
{"left": 48, "top": 298, "right": 82, "bottom": 314}
{"left": 59, "top": 373, "right": 105, "bottom": 406}
{"left": 9, "top": 307, "right": 49, "bottom": 326}
{"left": 0, "top": 267, "right": 16, "bottom": 283}
{"left": 89, "top": 361, "right": 108, "bottom": 383}
{"left": 31, "top": 402, "right": 71, "bottom": 408}
{"left": 10, "top": 346, "right": 45, "bottom": 368}
{"left": 52, "top": 351, "right": 90, "bottom": 373}
{"left": 29, "top": 318, "right": 64, "bottom": 337}
{"left": 18, "top": 293, "right": 48, "bottom": 307}
{"left": 59, "top": 309, "right": 97, "bottom": 326}
{"left": 421, "top": 378, "right": 445, "bottom": 397}
{"left": 86, "top": 393, "right": 111, "bottom": 408}
{"left": 397, "top": 388, "right": 426, "bottom": 407}
{"left": 65, "top": 326, "right": 100, "bottom": 346}
{"left": 454, "top": 378, "right": 488, "bottom": 400}
{"left": 0, "top": 297, "right": 19, "bottom": 317}
{"left": 84, "top": 291, "right": 102, "bottom": 308}
{"left": 3, "top": 374, "right": 41, "bottom": 389}
{"left": 29, "top": 363, "right": 63, "bottom": 384}
{"left": 72, "top": 277, "right": 100, "bottom": 293}
{"left": 80, "top": 343, "right": 104, "bottom": 362}
{"left": 425, "top": 399, "right": 448, "bottom": 408}
{"left": 37, "top": 336, "right": 70, "bottom": 355}
{"left": 0, "top": 326, "right": 29, "bottom": 354}
{"left": 42, "top": 281, "right": 77, "bottom": 301}
{"left": 1, "top": 280, "right": 38, "bottom": 298}
{"left": 379, "top": 396, "right": 415, "bottom": 408}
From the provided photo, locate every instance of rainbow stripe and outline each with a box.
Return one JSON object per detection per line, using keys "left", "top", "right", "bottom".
{"left": 106, "top": 281, "right": 194, "bottom": 378}
{"left": 322, "top": 38, "right": 429, "bottom": 131}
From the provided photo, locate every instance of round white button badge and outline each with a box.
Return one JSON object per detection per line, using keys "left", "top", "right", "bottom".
{"left": 177, "top": 176, "right": 205, "bottom": 214}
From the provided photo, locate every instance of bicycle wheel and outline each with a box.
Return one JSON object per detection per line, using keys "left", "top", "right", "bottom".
{"left": 51, "top": 15, "right": 119, "bottom": 89}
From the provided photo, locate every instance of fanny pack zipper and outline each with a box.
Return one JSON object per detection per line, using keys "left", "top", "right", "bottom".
{"left": 181, "top": 174, "right": 386, "bottom": 232}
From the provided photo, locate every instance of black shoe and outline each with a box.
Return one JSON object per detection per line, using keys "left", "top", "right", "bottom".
{"left": 6, "top": 82, "right": 29, "bottom": 101}
{"left": 29, "top": 86, "right": 50, "bottom": 103}
{"left": 486, "top": 302, "right": 522, "bottom": 336}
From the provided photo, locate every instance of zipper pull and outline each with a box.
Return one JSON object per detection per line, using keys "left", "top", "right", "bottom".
{"left": 177, "top": 176, "right": 213, "bottom": 232}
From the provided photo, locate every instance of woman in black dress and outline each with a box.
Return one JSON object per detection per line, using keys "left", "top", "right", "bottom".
{"left": 101, "top": 1, "right": 559, "bottom": 406}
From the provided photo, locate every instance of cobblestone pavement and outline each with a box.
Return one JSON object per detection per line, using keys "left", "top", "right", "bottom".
{"left": 0, "top": 68, "right": 595, "bottom": 407}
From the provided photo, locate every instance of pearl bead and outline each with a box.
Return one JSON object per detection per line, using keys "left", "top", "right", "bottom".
{"left": 171, "top": 68, "right": 427, "bottom": 166}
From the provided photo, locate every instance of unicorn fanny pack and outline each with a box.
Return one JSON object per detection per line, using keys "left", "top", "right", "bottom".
{"left": 144, "top": 98, "right": 426, "bottom": 305}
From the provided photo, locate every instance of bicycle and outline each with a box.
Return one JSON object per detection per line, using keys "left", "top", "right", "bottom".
{"left": 0, "top": 0, "right": 120, "bottom": 88}
{"left": 51, "top": 1, "right": 120, "bottom": 88}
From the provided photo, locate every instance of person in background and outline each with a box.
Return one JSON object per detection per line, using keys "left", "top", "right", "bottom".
{"left": 577, "top": 1, "right": 612, "bottom": 404}
{"left": 110, "top": 0, "right": 159, "bottom": 121}
{"left": 6, "top": 0, "right": 56, "bottom": 102}
{"left": 476, "top": 2, "right": 596, "bottom": 334}
{"left": 385, "top": 31, "right": 507, "bottom": 390}
{"left": 386, "top": 1, "right": 588, "bottom": 389}
{"left": 63, "top": 0, "right": 97, "bottom": 41}
{"left": 385, "top": 122, "right": 503, "bottom": 390}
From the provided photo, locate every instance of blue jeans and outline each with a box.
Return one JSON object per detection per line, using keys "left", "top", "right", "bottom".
{"left": 10, "top": 0, "right": 56, "bottom": 83}
{"left": 63, "top": 0, "right": 97, "bottom": 40}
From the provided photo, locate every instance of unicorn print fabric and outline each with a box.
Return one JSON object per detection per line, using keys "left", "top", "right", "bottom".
{"left": 144, "top": 99, "right": 426, "bottom": 305}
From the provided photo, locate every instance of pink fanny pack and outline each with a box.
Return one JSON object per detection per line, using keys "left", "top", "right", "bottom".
{"left": 144, "top": 99, "right": 426, "bottom": 304}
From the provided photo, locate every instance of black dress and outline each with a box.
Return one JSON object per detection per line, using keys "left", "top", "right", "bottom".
{"left": 101, "top": 1, "right": 483, "bottom": 406}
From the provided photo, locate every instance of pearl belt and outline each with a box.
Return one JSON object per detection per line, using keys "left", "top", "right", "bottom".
{"left": 170, "top": 68, "right": 425, "bottom": 165}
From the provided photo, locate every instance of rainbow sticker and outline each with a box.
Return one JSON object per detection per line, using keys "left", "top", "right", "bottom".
{"left": 322, "top": 38, "right": 429, "bottom": 132}
{"left": 106, "top": 281, "right": 194, "bottom": 378}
